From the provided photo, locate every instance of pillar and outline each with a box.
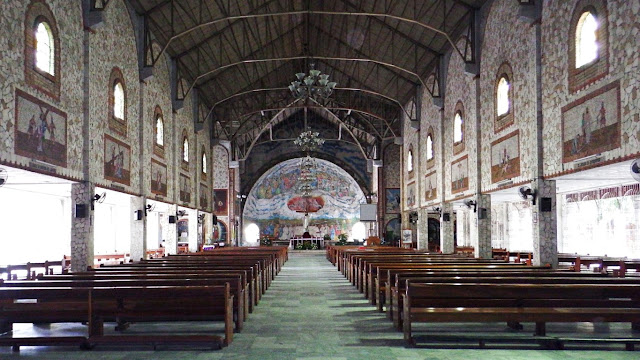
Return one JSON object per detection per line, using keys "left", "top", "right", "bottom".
{"left": 417, "top": 208, "right": 429, "bottom": 250}
{"left": 71, "top": 182, "right": 94, "bottom": 272}
{"left": 532, "top": 179, "right": 558, "bottom": 268}
{"left": 188, "top": 209, "right": 198, "bottom": 252}
{"left": 130, "top": 195, "right": 146, "bottom": 261}
{"left": 474, "top": 194, "right": 492, "bottom": 259}
{"left": 440, "top": 202, "right": 455, "bottom": 254}
{"left": 163, "top": 204, "right": 178, "bottom": 255}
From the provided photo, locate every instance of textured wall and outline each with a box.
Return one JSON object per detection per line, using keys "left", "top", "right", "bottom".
{"left": 542, "top": 0, "right": 640, "bottom": 176}
{"left": 479, "top": 0, "right": 537, "bottom": 191}
{"left": 143, "top": 42, "right": 173, "bottom": 201}
{"left": 88, "top": 0, "right": 141, "bottom": 192}
{"left": 444, "top": 38, "right": 477, "bottom": 201}
{"left": 0, "top": 0, "right": 84, "bottom": 180}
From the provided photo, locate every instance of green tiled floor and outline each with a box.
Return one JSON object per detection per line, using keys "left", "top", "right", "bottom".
{"left": 1, "top": 251, "right": 639, "bottom": 359}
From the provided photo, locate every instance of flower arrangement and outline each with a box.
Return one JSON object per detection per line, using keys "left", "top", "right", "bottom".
{"left": 294, "top": 131, "right": 325, "bottom": 152}
{"left": 336, "top": 233, "right": 348, "bottom": 246}
{"left": 260, "top": 236, "right": 272, "bottom": 246}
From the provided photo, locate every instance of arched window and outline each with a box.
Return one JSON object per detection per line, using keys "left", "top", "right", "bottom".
{"left": 568, "top": 2, "right": 609, "bottom": 93}
{"left": 426, "top": 134, "right": 434, "bottom": 161}
{"left": 113, "top": 81, "right": 124, "bottom": 120}
{"left": 454, "top": 112, "right": 463, "bottom": 143}
{"left": 202, "top": 152, "right": 207, "bottom": 174}
{"left": 575, "top": 11, "right": 598, "bottom": 68}
{"left": 407, "top": 148, "right": 414, "bottom": 173}
{"left": 182, "top": 137, "right": 189, "bottom": 163}
{"left": 108, "top": 68, "right": 127, "bottom": 136}
{"left": 25, "top": 1, "right": 60, "bottom": 98}
{"left": 496, "top": 77, "right": 510, "bottom": 116}
{"left": 155, "top": 115, "right": 164, "bottom": 146}
{"left": 35, "top": 21, "right": 54, "bottom": 75}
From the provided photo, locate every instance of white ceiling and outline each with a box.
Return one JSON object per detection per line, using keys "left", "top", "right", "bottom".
{"left": 0, "top": 165, "right": 74, "bottom": 198}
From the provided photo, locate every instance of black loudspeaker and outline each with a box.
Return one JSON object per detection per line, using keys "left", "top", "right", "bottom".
{"left": 540, "top": 197, "right": 553, "bottom": 212}
{"left": 212, "top": 214, "right": 218, "bottom": 224}
{"left": 134, "top": 210, "right": 143, "bottom": 221}
{"left": 478, "top": 208, "right": 487, "bottom": 219}
{"left": 75, "top": 204, "right": 87, "bottom": 218}
{"left": 442, "top": 212, "right": 451, "bottom": 222}
{"left": 168, "top": 215, "right": 177, "bottom": 223}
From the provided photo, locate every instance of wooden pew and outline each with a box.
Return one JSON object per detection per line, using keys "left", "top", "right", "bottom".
{"left": 402, "top": 282, "right": 640, "bottom": 348}
{"left": 0, "top": 284, "right": 233, "bottom": 350}
{"left": 5, "top": 274, "right": 246, "bottom": 333}
{"left": 391, "top": 273, "right": 637, "bottom": 329}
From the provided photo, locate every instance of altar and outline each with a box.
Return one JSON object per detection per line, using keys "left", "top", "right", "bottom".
{"left": 289, "top": 236, "right": 325, "bottom": 249}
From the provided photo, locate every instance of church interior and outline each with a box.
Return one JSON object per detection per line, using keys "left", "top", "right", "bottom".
{"left": 1, "top": 0, "right": 639, "bottom": 358}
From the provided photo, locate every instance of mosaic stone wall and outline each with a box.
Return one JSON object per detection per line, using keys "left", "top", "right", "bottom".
{"left": 88, "top": 0, "right": 141, "bottom": 192}
{"left": 143, "top": 42, "right": 173, "bottom": 202}
{"left": 444, "top": 38, "right": 477, "bottom": 201}
{"left": 479, "top": 0, "right": 537, "bottom": 191}
{"left": 174, "top": 91, "right": 196, "bottom": 209}
{"left": 0, "top": 0, "right": 84, "bottom": 180}
{"left": 403, "top": 101, "right": 420, "bottom": 211}
{"left": 542, "top": 0, "right": 640, "bottom": 176}
{"left": 420, "top": 92, "right": 442, "bottom": 207}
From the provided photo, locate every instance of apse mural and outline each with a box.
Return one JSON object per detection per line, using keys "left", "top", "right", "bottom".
{"left": 243, "top": 158, "right": 366, "bottom": 240}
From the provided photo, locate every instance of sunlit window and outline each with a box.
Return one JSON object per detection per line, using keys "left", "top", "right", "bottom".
{"left": 202, "top": 153, "right": 207, "bottom": 174}
{"left": 155, "top": 115, "right": 164, "bottom": 146}
{"left": 113, "top": 81, "right": 124, "bottom": 120}
{"left": 496, "top": 77, "right": 510, "bottom": 116}
{"left": 426, "top": 135, "right": 434, "bottom": 161}
{"left": 351, "top": 221, "right": 366, "bottom": 242}
{"left": 454, "top": 112, "right": 463, "bottom": 143}
{"left": 407, "top": 149, "right": 413, "bottom": 172}
{"left": 183, "top": 137, "right": 189, "bottom": 162}
{"left": 576, "top": 11, "right": 598, "bottom": 68}
{"left": 35, "top": 21, "right": 54, "bottom": 75}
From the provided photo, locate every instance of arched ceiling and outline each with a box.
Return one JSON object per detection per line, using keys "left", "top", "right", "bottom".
{"left": 128, "top": 0, "right": 487, "bottom": 158}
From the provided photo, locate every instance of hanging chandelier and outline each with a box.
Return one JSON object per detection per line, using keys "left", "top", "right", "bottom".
{"left": 294, "top": 131, "right": 325, "bottom": 152}
{"left": 289, "top": 65, "right": 337, "bottom": 101}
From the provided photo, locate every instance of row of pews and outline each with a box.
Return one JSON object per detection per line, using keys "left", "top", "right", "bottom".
{"left": 327, "top": 245, "right": 640, "bottom": 350}
{"left": 0, "top": 254, "right": 133, "bottom": 281}
{"left": 0, "top": 246, "right": 287, "bottom": 351}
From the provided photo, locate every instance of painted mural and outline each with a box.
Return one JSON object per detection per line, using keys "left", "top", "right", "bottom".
{"left": 562, "top": 81, "right": 620, "bottom": 163}
{"left": 451, "top": 155, "right": 469, "bottom": 194}
{"left": 243, "top": 158, "right": 366, "bottom": 240}
{"left": 199, "top": 183, "right": 208, "bottom": 209}
{"left": 406, "top": 182, "right": 416, "bottom": 208}
{"left": 151, "top": 159, "right": 167, "bottom": 196}
{"left": 214, "top": 189, "right": 228, "bottom": 215}
{"left": 104, "top": 134, "right": 131, "bottom": 185}
{"left": 385, "top": 188, "right": 400, "bottom": 213}
{"left": 424, "top": 171, "right": 437, "bottom": 201}
{"left": 491, "top": 130, "right": 520, "bottom": 183}
{"left": 14, "top": 89, "right": 67, "bottom": 167}
{"left": 179, "top": 174, "right": 190, "bottom": 203}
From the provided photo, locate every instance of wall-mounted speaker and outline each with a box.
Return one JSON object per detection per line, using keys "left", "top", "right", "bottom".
{"left": 134, "top": 210, "right": 143, "bottom": 221}
{"left": 75, "top": 204, "right": 87, "bottom": 218}
{"left": 442, "top": 212, "right": 451, "bottom": 222}
{"left": 540, "top": 197, "right": 553, "bottom": 212}
{"left": 168, "top": 215, "right": 177, "bottom": 224}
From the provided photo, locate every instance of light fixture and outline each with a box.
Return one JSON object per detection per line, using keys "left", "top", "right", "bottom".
{"left": 293, "top": 131, "right": 325, "bottom": 152}
{"left": 91, "top": 192, "right": 106, "bottom": 210}
{"left": 289, "top": 64, "right": 337, "bottom": 102}
{"left": 176, "top": 210, "right": 186, "bottom": 217}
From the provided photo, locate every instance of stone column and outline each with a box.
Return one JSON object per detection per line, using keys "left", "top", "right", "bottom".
{"left": 163, "top": 204, "right": 178, "bottom": 255}
{"left": 417, "top": 208, "right": 429, "bottom": 250}
{"left": 440, "top": 202, "right": 455, "bottom": 253}
{"left": 532, "top": 179, "right": 558, "bottom": 268}
{"left": 188, "top": 209, "right": 198, "bottom": 252}
{"left": 130, "top": 195, "right": 146, "bottom": 261}
{"left": 474, "top": 194, "right": 492, "bottom": 259}
{"left": 71, "top": 182, "right": 94, "bottom": 272}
